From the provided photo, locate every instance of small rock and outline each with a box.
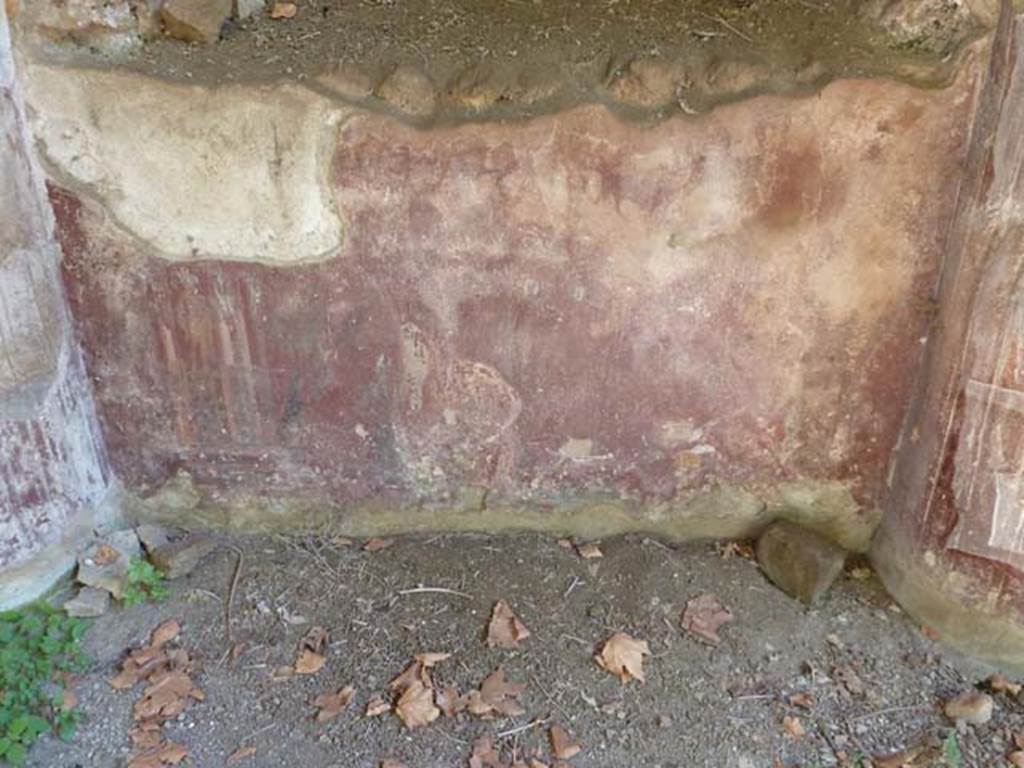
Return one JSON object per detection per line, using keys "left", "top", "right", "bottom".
{"left": 76, "top": 531, "right": 141, "bottom": 599}
{"left": 756, "top": 520, "right": 847, "bottom": 604}
{"left": 150, "top": 532, "right": 217, "bottom": 579}
{"left": 160, "top": 0, "right": 231, "bottom": 43}
{"left": 136, "top": 523, "right": 172, "bottom": 553}
{"left": 234, "top": 0, "right": 265, "bottom": 19}
{"left": 64, "top": 587, "right": 110, "bottom": 618}
{"left": 944, "top": 690, "right": 994, "bottom": 725}
{"left": 108, "top": 528, "right": 143, "bottom": 560}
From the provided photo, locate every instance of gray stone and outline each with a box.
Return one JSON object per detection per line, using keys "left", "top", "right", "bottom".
{"left": 756, "top": 520, "right": 847, "bottom": 605}
{"left": 150, "top": 532, "right": 217, "bottom": 579}
{"left": 107, "top": 528, "right": 143, "bottom": 560}
{"left": 234, "top": 0, "right": 265, "bottom": 20}
{"left": 75, "top": 530, "right": 142, "bottom": 598}
{"left": 63, "top": 586, "right": 110, "bottom": 617}
{"left": 135, "top": 523, "right": 172, "bottom": 553}
{"left": 160, "top": 0, "right": 231, "bottom": 43}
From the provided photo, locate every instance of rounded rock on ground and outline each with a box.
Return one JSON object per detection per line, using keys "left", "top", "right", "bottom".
{"left": 160, "top": 0, "right": 232, "bottom": 44}
{"left": 944, "top": 690, "right": 994, "bottom": 725}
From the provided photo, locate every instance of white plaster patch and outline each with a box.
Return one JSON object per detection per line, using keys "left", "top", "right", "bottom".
{"left": 559, "top": 437, "right": 594, "bottom": 460}
{"left": 23, "top": 64, "right": 345, "bottom": 263}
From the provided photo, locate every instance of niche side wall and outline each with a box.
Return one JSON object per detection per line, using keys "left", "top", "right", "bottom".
{"left": 873, "top": 3, "right": 1024, "bottom": 668}
{"left": 0, "top": 2, "right": 112, "bottom": 607}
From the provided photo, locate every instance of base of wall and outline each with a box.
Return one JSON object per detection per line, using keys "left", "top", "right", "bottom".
{"left": 872, "top": 519, "right": 1024, "bottom": 673}
{"left": 125, "top": 471, "right": 880, "bottom": 553}
{"left": 0, "top": 484, "right": 120, "bottom": 609}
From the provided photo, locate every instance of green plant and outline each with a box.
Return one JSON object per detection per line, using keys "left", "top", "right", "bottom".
{"left": 943, "top": 730, "right": 962, "bottom": 767}
{"left": 121, "top": 557, "right": 169, "bottom": 606}
{"left": 0, "top": 604, "right": 88, "bottom": 765}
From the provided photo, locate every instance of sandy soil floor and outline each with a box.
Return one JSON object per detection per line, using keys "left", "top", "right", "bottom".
{"left": 28, "top": 532, "right": 1015, "bottom": 767}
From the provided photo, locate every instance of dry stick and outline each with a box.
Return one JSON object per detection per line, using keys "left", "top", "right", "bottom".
{"left": 850, "top": 704, "right": 932, "bottom": 722}
{"left": 224, "top": 545, "right": 245, "bottom": 648}
{"left": 696, "top": 11, "right": 753, "bottom": 43}
{"left": 397, "top": 586, "right": 473, "bottom": 599}
{"left": 497, "top": 717, "right": 549, "bottom": 740}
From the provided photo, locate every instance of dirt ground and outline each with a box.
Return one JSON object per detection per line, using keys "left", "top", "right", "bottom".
{"left": 30, "top": 0, "right": 985, "bottom": 120}
{"left": 25, "top": 531, "right": 1021, "bottom": 767}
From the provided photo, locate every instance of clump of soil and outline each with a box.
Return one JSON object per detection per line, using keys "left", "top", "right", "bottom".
{"left": 20, "top": 0, "right": 988, "bottom": 122}
{"left": 27, "top": 532, "right": 1021, "bottom": 767}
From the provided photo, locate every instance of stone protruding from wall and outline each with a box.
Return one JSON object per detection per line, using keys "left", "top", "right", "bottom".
{"left": 0, "top": 2, "right": 112, "bottom": 607}
{"left": 873, "top": 3, "right": 1024, "bottom": 670}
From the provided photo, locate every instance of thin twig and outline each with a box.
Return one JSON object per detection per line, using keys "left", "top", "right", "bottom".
{"left": 850, "top": 704, "right": 932, "bottom": 722}
{"left": 224, "top": 545, "right": 244, "bottom": 648}
{"left": 497, "top": 718, "right": 549, "bottom": 739}
{"left": 435, "top": 728, "right": 471, "bottom": 746}
{"left": 397, "top": 586, "right": 472, "bottom": 599}
{"left": 237, "top": 722, "right": 276, "bottom": 745}
{"left": 696, "top": 11, "right": 753, "bottom": 43}
{"left": 563, "top": 575, "right": 583, "bottom": 599}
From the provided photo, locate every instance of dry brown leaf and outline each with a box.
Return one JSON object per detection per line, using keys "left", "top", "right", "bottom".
{"left": 226, "top": 745, "right": 258, "bottom": 764}
{"left": 468, "top": 667, "right": 526, "bottom": 718}
{"left": 133, "top": 671, "right": 203, "bottom": 722}
{"left": 60, "top": 688, "right": 78, "bottom": 711}
{"left": 833, "top": 665, "right": 866, "bottom": 697}
{"left": 363, "top": 537, "right": 395, "bottom": 552}
{"left": 549, "top": 725, "right": 582, "bottom": 760}
{"left": 487, "top": 600, "right": 532, "bottom": 649}
{"left": 990, "top": 673, "right": 1022, "bottom": 696}
{"left": 782, "top": 715, "right": 805, "bottom": 740}
{"left": 301, "top": 626, "right": 329, "bottom": 653}
{"left": 595, "top": 632, "right": 650, "bottom": 683}
{"left": 269, "top": 2, "right": 297, "bottom": 19}
{"left": 555, "top": 538, "right": 574, "bottom": 550}
{"left": 390, "top": 662, "right": 422, "bottom": 691}
{"left": 366, "top": 695, "right": 391, "bottom": 717}
{"left": 414, "top": 651, "right": 451, "bottom": 668}
{"left": 380, "top": 760, "right": 408, "bottom": 768}
{"left": 150, "top": 619, "right": 181, "bottom": 650}
{"left": 435, "top": 685, "right": 467, "bottom": 717}
{"left": 469, "top": 735, "right": 505, "bottom": 768}
{"left": 680, "top": 594, "right": 734, "bottom": 645}
{"left": 295, "top": 649, "right": 326, "bottom": 676}
{"left": 576, "top": 542, "right": 603, "bottom": 559}
{"left": 314, "top": 685, "right": 356, "bottom": 723}
{"left": 787, "top": 692, "right": 813, "bottom": 709}
{"left": 1009, "top": 752, "right": 1024, "bottom": 768}
{"left": 129, "top": 727, "right": 163, "bottom": 751}
{"left": 718, "top": 541, "right": 755, "bottom": 560}
{"left": 271, "top": 665, "right": 295, "bottom": 681}
{"left": 127, "top": 741, "right": 188, "bottom": 768}
{"left": 395, "top": 679, "right": 440, "bottom": 729}
{"left": 109, "top": 669, "right": 142, "bottom": 690}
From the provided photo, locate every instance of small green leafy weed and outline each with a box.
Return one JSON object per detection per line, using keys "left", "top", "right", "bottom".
{"left": 0, "top": 604, "right": 88, "bottom": 765}
{"left": 121, "top": 558, "right": 169, "bottom": 607}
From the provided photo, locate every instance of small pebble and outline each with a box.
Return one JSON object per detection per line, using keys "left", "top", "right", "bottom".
{"left": 944, "top": 690, "right": 994, "bottom": 725}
